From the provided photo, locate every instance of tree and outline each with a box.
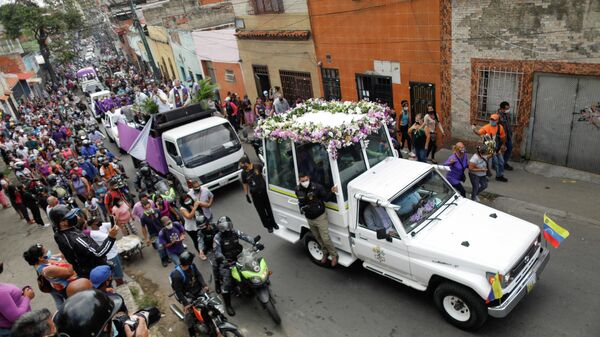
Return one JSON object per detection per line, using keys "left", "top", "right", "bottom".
{"left": 0, "top": 0, "right": 82, "bottom": 83}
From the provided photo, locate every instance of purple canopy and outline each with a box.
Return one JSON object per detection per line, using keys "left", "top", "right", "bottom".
{"left": 117, "top": 122, "right": 169, "bottom": 175}
{"left": 76, "top": 67, "right": 96, "bottom": 78}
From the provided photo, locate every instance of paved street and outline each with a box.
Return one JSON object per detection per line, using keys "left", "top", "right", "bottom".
{"left": 1, "top": 141, "right": 599, "bottom": 337}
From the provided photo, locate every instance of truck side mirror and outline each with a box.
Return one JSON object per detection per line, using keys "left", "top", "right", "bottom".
{"left": 376, "top": 228, "right": 393, "bottom": 242}
{"left": 174, "top": 156, "right": 183, "bottom": 166}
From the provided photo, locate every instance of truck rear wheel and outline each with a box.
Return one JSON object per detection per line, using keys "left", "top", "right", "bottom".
{"left": 303, "top": 233, "right": 329, "bottom": 267}
{"left": 433, "top": 282, "right": 487, "bottom": 330}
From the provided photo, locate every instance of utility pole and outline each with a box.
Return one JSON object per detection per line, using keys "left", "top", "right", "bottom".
{"left": 129, "top": 0, "right": 160, "bottom": 81}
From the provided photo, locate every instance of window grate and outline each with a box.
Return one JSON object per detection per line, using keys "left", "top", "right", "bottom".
{"left": 279, "top": 70, "right": 313, "bottom": 102}
{"left": 225, "top": 69, "right": 235, "bottom": 82}
{"left": 252, "top": 0, "right": 284, "bottom": 14}
{"left": 321, "top": 68, "right": 341, "bottom": 101}
{"left": 475, "top": 67, "right": 523, "bottom": 124}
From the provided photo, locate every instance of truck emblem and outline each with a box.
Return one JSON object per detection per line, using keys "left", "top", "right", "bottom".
{"left": 524, "top": 255, "right": 530, "bottom": 263}
{"left": 372, "top": 246, "right": 386, "bottom": 263}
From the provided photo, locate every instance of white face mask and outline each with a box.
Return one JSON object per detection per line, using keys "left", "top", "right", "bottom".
{"left": 505, "top": 108, "right": 511, "bottom": 114}
{"left": 165, "top": 223, "right": 173, "bottom": 230}
{"left": 300, "top": 181, "right": 310, "bottom": 188}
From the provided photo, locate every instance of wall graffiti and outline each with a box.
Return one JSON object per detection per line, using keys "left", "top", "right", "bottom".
{"left": 576, "top": 103, "right": 600, "bottom": 129}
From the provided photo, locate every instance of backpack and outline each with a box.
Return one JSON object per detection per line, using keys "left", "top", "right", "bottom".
{"left": 36, "top": 265, "right": 53, "bottom": 293}
{"left": 225, "top": 102, "right": 234, "bottom": 115}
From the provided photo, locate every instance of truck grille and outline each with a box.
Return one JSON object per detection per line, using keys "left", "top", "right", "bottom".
{"left": 200, "top": 163, "right": 240, "bottom": 184}
{"left": 509, "top": 239, "right": 540, "bottom": 280}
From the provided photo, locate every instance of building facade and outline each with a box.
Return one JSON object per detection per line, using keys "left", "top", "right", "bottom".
{"left": 169, "top": 29, "right": 205, "bottom": 81}
{"left": 308, "top": 0, "right": 442, "bottom": 122}
{"left": 146, "top": 25, "right": 179, "bottom": 81}
{"left": 233, "top": 0, "right": 321, "bottom": 103}
{"left": 449, "top": 0, "right": 600, "bottom": 173}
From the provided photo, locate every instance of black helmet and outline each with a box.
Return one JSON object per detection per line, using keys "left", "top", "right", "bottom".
{"left": 140, "top": 165, "right": 150, "bottom": 176}
{"left": 216, "top": 216, "right": 233, "bottom": 233}
{"left": 179, "top": 251, "right": 195, "bottom": 266}
{"left": 54, "top": 289, "right": 122, "bottom": 337}
{"left": 49, "top": 205, "right": 70, "bottom": 228}
{"left": 46, "top": 174, "right": 57, "bottom": 187}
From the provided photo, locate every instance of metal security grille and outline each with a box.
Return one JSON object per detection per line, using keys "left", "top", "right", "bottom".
{"left": 279, "top": 70, "right": 313, "bottom": 102}
{"left": 476, "top": 67, "right": 523, "bottom": 124}
{"left": 409, "top": 82, "right": 435, "bottom": 121}
{"left": 356, "top": 74, "right": 394, "bottom": 108}
{"left": 530, "top": 74, "right": 600, "bottom": 173}
{"left": 321, "top": 68, "right": 341, "bottom": 101}
{"left": 253, "top": 0, "right": 284, "bottom": 14}
{"left": 253, "top": 65, "right": 271, "bottom": 98}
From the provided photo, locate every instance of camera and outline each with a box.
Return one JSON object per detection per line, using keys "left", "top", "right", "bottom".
{"left": 113, "top": 307, "right": 160, "bottom": 337}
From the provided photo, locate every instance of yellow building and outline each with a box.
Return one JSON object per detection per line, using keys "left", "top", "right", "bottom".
{"left": 232, "top": 0, "right": 320, "bottom": 102}
{"left": 147, "top": 26, "right": 180, "bottom": 82}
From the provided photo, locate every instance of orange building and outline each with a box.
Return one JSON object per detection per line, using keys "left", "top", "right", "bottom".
{"left": 308, "top": 0, "right": 444, "bottom": 126}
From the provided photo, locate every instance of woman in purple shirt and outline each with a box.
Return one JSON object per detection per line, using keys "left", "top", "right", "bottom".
{"left": 0, "top": 261, "right": 34, "bottom": 336}
{"left": 444, "top": 142, "right": 469, "bottom": 198}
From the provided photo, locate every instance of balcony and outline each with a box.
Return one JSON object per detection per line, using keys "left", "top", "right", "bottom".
{"left": 0, "top": 39, "right": 24, "bottom": 56}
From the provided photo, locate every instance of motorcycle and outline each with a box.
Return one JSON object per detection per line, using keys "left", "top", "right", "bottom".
{"left": 230, "top": 238, "right": 280, "bottom": 324}
{"left": 170, "top": 292, "right": 243, "bottom": 337}
{"left": 108, "top": 174, "right": 135, "bottom": 205}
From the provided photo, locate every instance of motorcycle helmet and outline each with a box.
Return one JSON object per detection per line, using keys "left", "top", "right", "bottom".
{"left": 54, "top": 289, "right": 122, "bottom": 337}
{"left": 13, "top": 161, "right": 25, "bottom": 170}
{"left": 179, "top": 251, "right": 195, "bottom": 266}
{"left": 140, "top": 165, "right": 151, "bottom": 176}
{"left": 46, "top": 174, "right": 58, "bottom": 187}
{"left": 216, "top": 216, "right": 233, "bottom": 233}
{"left": 49, "top": 204, "right": 70, "bottom": 228}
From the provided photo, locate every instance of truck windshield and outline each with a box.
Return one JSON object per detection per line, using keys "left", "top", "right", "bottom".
{"left": 365, "top": 126, "right": 393, "bottom": 167}
{"left": 390, "top": 170, "right": 455, "bottom": 234}
{"left": 176, "top": 123, "right": 241, "bottom": 167}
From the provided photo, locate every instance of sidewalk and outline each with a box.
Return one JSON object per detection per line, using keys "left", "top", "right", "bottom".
{"left": 428, "top": 148, "right": 600, "bottom": 223}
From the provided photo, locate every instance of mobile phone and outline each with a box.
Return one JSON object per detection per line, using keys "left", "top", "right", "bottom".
{"left": 110, "top": 216, "right": 115, "bottom": 228}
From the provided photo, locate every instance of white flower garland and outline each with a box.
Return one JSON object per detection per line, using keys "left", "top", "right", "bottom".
{"left": 255, "top": 99, "right": 392, "bottom": 158}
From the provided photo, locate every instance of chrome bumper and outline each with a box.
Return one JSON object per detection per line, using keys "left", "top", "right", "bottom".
{"left": 488, "top": 247, "right": 550, "bottom": 318}
{"left": 203, "top": 170, "right": 241, "bottom": 191}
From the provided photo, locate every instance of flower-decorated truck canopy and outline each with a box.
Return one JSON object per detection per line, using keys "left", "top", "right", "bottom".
{"left": 255, "top": 99, "right": 394, "bottom": 159}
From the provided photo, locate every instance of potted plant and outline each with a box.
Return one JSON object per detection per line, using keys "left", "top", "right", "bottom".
{"left": 191, "top": 78, "right": 218, "bottom": 110}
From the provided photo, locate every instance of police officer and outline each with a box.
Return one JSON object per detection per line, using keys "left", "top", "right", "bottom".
{"left": 213, "top": 216, "right": 258, "bottom": 316}
{"left": 169, "top": 251, "right": 209, "bottom": 337}
{"left": 51, "top": 205, "right": 119, "bottom": 278}
{"left": 240, "top": 158, "right": 278, "bottom": 233}
{"left": 295, "top": 173, "right": 339, "bottom": 267}
{"left": 135, "top": 162, "right": 159, "bottom": 194}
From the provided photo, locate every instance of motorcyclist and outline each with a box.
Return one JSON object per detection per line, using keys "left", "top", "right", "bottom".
{"left": 169, "top": 251, "right": 209, "bottom": 337}
{"left": 213, "top": 216, "right": 258, "bottom": 316}
{"left": 135, "top": 162, "right": 159, "bottom": 194}
{"left": 54, "top": 289, "right": 149, "bottom": 337}
{"left": 47, "top": 174, "right": 70, "bottom": 202}
{"left": 51, "top": 205, "right": 119, "bottom": 278}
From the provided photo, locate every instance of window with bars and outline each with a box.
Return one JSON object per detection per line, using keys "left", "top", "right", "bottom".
{"left": 279, "top": 70, "right": 314, "bottom": 102}
{"left": 321, "top": 68, "right": 341, "bottom": 101}
{"left": 252, "top": 0, "right": 284, "bottom": 14}
{"left": 225, "top": 69, "right": 235, "bottom": 82}
{"left": 476, "top": 68, "right": 523, "bottom": 124}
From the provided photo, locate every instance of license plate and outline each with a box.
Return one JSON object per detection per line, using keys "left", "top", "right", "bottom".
{"left": 219, "top": 179, "right": 227, "bottom": 187}
{"left": 526, "top": 273, "right": 537, "bottom": 293}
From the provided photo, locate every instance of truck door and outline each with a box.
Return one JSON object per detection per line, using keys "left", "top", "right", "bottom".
{"left": 264, "top": 139, "right": 306, "bottom": 241}
{"left": 163, "top": 139, "right": 187, "bottom": 188}
{"left": 352, "top": 200, "right": 411, "bottom": 278}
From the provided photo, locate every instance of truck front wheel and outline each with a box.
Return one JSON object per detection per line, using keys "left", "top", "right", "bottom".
{"left": 303, "top": 233, "right": 329, "bottom": 267}
{"left": 433, "top": 282, "right": 487, "bottom": 330}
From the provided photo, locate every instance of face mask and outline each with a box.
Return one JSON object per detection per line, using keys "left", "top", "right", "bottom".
{"left": 300, "top": 181, "right": 310, "bottom": 188}
{"left": 184, "top": 199, "right": 192, "bottom": 205}
{"left": 403, "top": 107, "right": 408, "bottom": 112}
{"left": 43, "top": 250, "right": 52, "bottom": 259}
{"left": 459, "top": 149, "right": 466, "bottom": 154}
{"left": 490, "top": 121, "right": 498, "bottom": 126}
{"left": 67, "top": 216, "right": 78, "bottom": 228}
{"left": 505, "top": 109, "right": 510, "bottom": 114}
{"left": 193, "top": 188, "right": 201, "bottom": 194}
{"left": 165, "top": 223, "right": 173, "bottom": 230}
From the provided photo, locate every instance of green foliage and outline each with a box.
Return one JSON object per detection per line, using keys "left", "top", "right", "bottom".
{"left": 192, "top": 78, "right": 219, "bottom": 104}
{"left": 141, "top": 98, "right": 159, "bottom": 115}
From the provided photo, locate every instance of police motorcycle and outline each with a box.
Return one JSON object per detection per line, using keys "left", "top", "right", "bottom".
{"left": 169, "top": 254, "right": 243, "bottom": 337}
{"left": 229, "top": 236, "right": 280, "bottom": 325}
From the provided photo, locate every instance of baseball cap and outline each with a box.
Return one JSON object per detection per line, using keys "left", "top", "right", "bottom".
{"left": 90, "top": 265, "right": 112, "bottom": 288}
{"left": 490, "top": 114, "right": 499, "bottom": 121}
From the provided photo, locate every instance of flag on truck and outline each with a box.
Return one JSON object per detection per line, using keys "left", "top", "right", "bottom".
{"left": 486, "top": 272, "right": 503, "bottom": 303}
{"left": 543, "top": 213, "right": 570, "bottom": 248}
{"left": 128, "top": 118, "right": 152, "bottom": 161}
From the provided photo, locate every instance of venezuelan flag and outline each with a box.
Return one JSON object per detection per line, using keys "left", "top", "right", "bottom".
{"left": 543, "top": 214, "right": 570, "bottom": 248}
{"left": 486, "top": 273, "right": 503, "bottom": 303}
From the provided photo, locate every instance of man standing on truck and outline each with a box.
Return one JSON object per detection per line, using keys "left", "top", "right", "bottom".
{"left": 295, "top": 173, "right": 339, "bottom": 267}
{"left": 169, "top": 80, "right": 191, "bottom": 109}
{"left": 240, "top": 158, "right": 278, "bottom": 233}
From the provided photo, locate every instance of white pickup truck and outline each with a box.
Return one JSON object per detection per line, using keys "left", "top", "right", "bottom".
{"left": 257, "top": 99, "right": 550, "bottom": 329}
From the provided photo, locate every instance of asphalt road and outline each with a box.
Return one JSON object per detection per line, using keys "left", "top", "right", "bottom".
{"left": 1, "top": 137, "right": 598, "bottom": 337}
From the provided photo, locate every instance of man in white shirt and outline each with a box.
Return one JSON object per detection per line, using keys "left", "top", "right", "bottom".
{"left": 151, "top": 86, "right": 170, "bottom": 113}
{"left": 187, "top": 180, "right": 214, "bottom": 221}
{"left": 88, "top": 219, "right": 125, "bottom": 286}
